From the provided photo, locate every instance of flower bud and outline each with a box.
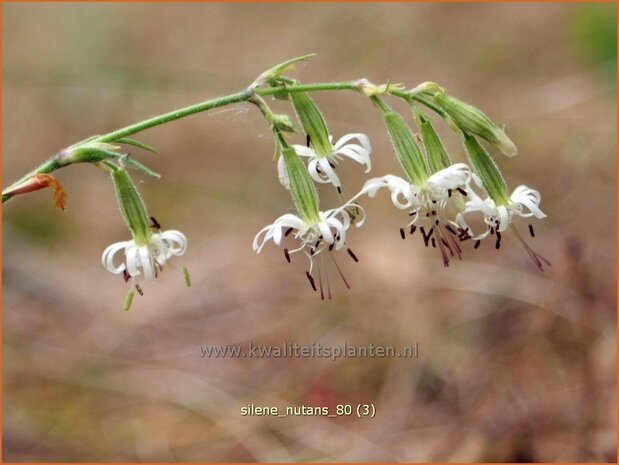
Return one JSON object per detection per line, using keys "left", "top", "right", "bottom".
{"left": 434, "top": 91, "right": 517, "bottom": 157}
{"left": 418, "top": 113, "right": 451, "bottom": 173}
{"left": 271, "top": 114, "right": 297, "bottom": 133}
{"left": 383, "top": 111, "right": 429, "bottom": 185}
{"left": 463, "top": 133, "right": 510, "bottom": 205}
{"left": 281, "top": 146, "right": 321, "bottom": 223}
{"left": 111, "top": 167, "right": 152, "bottom": 245}
{"left": 290, "top": 92, "right": 332, "bottom": 157}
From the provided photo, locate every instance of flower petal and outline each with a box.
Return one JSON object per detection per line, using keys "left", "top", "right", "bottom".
{"left": 101, "top": 241, "right": 129, "bottom": 274}
{"left": 160, "top": 230, "right": 188, "bottom": 256}
{"left": 138, "top": 245, "right": 156, "bottom": 281}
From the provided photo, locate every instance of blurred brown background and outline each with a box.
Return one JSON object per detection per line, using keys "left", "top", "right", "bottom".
{"left": 2, "top": 2, "right": 617, "bottom": 462}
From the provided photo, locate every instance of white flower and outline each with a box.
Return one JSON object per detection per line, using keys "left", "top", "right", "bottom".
{"left": 362, "top": 163, "right": 475, "bottom": 266}
{"left": 458, "top": 185, "right": 546, "bottom": 240}
{"left": 253, "top": 202, "right": 365, "bottom": 298}
{"left": 102, "top": 230, "right": 187, "bottom": 282}
{"left": 455, "top": 185, "right": 550, "bottom": 271}
{"left": 278, "top": 133, "right": 372, "bottom": 189}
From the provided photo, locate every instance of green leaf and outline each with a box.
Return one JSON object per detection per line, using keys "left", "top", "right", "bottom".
{"left": 254, "top": 53, "right": 316, "bottom": 86}
{"left": 122, "top": 157, "right": 161, "bottom": 179}
{"left": 116, "top": 137, "right": 157, "bottom": 153}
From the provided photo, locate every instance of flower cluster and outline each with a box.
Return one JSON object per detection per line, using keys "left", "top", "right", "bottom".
{"left": 4, "top": 56, "right": 551, "bottom": 308}
{"left": 252, "top": 76, "right": 549, "bottom": 300}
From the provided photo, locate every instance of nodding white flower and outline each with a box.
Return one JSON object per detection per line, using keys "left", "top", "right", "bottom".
{"left": 277, "top": 133, "right": 372, "bottom": 190}
{"left": 458, "top": 185, "right": 546, "bottom": 239}
{"left": 253, "top": 202, "right": 365, "bottom": 299}
{"left": 456, "top": 185, "right": 550, "bottom": 270}
{"left": 102, "top": 230, "right": 187, "bottom": 283}
{"left": 363, "top": 163, "right": 475, "bottom": 267}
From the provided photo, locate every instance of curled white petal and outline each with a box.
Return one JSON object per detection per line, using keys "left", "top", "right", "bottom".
{"left": 332, "top": 133, "right": 372, "bottom": 173}
{"left": 159, "top": 230, "right": 188, "bottom": 256}
{"left": 102, "top": 241, "right": 129, "bottom": 274}
{"left": 101, "top": 229, "right": 188, "bottom": 282}
{"left": 283, "top": 133, "right": 373, "bottom": 189}
{"left": 510, "top": 185, "right": 546, "bottom": 219}
{"left": 427, "top": 163, "right": 471, "bottom": 190}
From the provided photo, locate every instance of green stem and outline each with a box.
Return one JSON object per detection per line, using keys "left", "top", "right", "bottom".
{"left": 96, "top": 89, "right": 253, "bottom": 143}
{"left": 2, "top": 79, "right": 438, "bottom": 204}
{"left": 256, "top": 81, "right": 360, "bottom": 96}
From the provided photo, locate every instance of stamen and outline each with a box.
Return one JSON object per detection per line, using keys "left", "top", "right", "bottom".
{"left": 474, "top": 240, "right": 481, "bottom": 249}
{"left": 122, "top": 269, "right": 130, "bottom": 283}
{"left": 529, "top": 224, "right": 535, "bottom": 238}
{"left": 446, "top": 225, "right": 457, "bottom": 235}
{"left": 150, "top": 216, "right": 161, "bottom": 230}
{"left": 305, "top": 271, "right": 317, "bottom": 291}
{"left": 511, "top": 224, "right": 551, "bottom": 272}
{"left": 135, "top": 284, "right": 144, "bottom": 296}
{"left": 431, "top": 237, "right": 436, "bottom": 248}
{"left": 436, "top": 235, "right": 450, "bottom": 266}
{"left": 447, "top": 189, "right": 452, "bottom": 198}
{"left": 306, "top": 134, "right": 311, "bottom": 148}
{"left": 329, "top": 242, "right": 335, "bottom": 252}
{"left": 337, "top": 186, "right": 342, "bottom": 194}
{"left": 495, "top": 231, "right": 502, "bottom": 250}
{"left": 457, "top": 188, "right": 468, "bottom": 196}
{"left": 324, "top": 261, "right": 332, "bottom": 301}
{"left": 420, "top": 226, "right": 434, "bottom": 246}
{"left": 458, "top": 228, "right": 471, "bottom": 241}
{"left": 410, "top": 225, "right": 417, "bottom": 235}
{"left": 318, "top": 263, "right": 325, "bottom": 300}
{"left": 284, "top": 248, "right": 291, "bottom": 263}
{"left": 409, "top": 211, "right": 417, "bottom": 217}
{"left": 285, "top": 227, "right": 294, "bottom": 237}
{"left": 347, "top": 248, "right": 359, "bottom": 262}
{"left": 330, "top": 254, "right": 351, "bottom": 289}
{"left": 400, "top": 228, "right": 406, "bottom": 240}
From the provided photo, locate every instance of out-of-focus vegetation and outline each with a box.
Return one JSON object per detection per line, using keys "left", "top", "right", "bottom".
{"left": 569, "top": 4, "right": 617, "bottom": 82}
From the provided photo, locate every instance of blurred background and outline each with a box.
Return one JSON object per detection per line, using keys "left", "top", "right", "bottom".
{"left": 2, "top": 2, "right": 617, "bottom": 462}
